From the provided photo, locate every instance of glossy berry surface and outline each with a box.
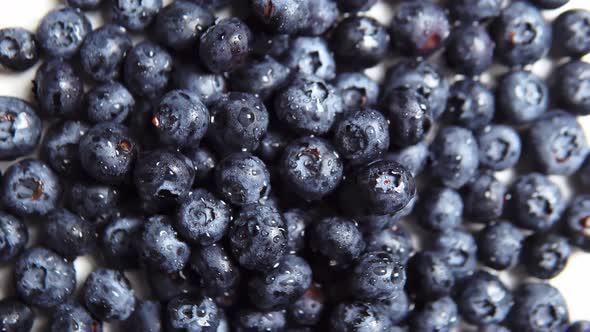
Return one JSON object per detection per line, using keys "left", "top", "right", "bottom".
{"left": 463, "top": 172, "right": 507, "bottom": 223}
{"left": 330, "top": 301, "right": 393, "bottom": 332}
{"left": 154, "top": 0, "right": 214, "bottom": 51}
{"left": 349, "top": 251, "right": 406, "bottom": 301}
{"left": 33, "top": 60, "right": 83, "bottom": 119}
{"left": 183, "top": 146, "right": 216, "bottom": 187}
{"left": 189, "top": 242, "right": 240, "bottom": 298}
{"left": 365, "top": 224, "right": 414, "bottom": 265}
{"left": 125, "top": 300, "right": 162, "bottom": 332}
{"left": 250, "top": 0, "right": 310, "bottom": 34}
{"left": 0, "top": 97, "right": 41, "bottom": 161}
{"left": 0, "top": 298, "right": 34, "bottom": 332}
{"left": 309, "top": 217, "right": 365, "bottom": 268}
{"left": 333, "top": 108, "right": 389, "bottom": 165}
{"left": 384, "top": 142, "right": 429, "bottom": 177}
{"left": 457, "top": 271, "right": 513, "bottom": 325}
{"left": 334, "top": 72, "right": 379, "bottom": 114}
{"left": 430, "top": 126, "right": 479, "bottom": 189}
{"left": 407, "top": 251, "right": 455, "bottom": 300}
{"left": 215, "top": 152, "right": 270, "bottom": 206}
{"left": 446, "top": 78, "right": 495, "bottom": 130}
{"left": 67, "top": 181, "right": 120, "bottom": 224}
{"left": 36, "top": 7, "right": 91, "bottom": 59}
{"left": 0, "top": 28, "right": 39, "bottom": 71}
{"left": 41, "top": 120, "right": 88, "bottom": 177}
{"left": 384, "top": 87, "right": 432, "bottom": 148}
{"left": 0, "top": 211, "right": 27, "bottom": 263}
{"left": 477, "top": 124, "right": 522, "bottom": 171}
{"left": 123, "top": 41, "right": 172, "bottom": 99}
{"left": 176, "top": 189, "right": 232, "bottom": 246}
{"left": 418, "top": 187, "right": 463, "bottom": 233}
{"left": 166, "top": 294, "right": 219, "bottom": 331}
{"left": 445, "top": 24, "right": 495, "bottom": 76}
{"left": 522, "top": 233, "right": 572, "bottom": 279}
{"left": 477, "top": 221, "right": 524, "bottom": 270}
{"left": 49, "top": 302, "right": 102, "bottom": 332}
{"left": 235, "top": 309, "right": 286, "bottom": 331}
{"left": 305, "top": 0, "right": 339, "bottom": 35}
{"left": 79, "top": 24, "right": 132, "bottom": 83}
{"left": 109, "top": 0, "right": 162, "bottom": 31}
{"left": 288, "top": 283, "right": 325, "bottom": 326}
{"left": 139, "top": 215, "right": 190, "bottom": 273}
{"left": 172, "top": 63, "right": 226, "bottom": 106}
{"left": 42, "top": 208, "right": 97, "bottom": 260}
{"left": 199, "top": 17, "right": 252, "bottom": 74}
{"left": 284, "top": 36, "right": 336, "bottom": 80}
{"left": 532, "top": 0, "right": 570, "bottom": 9}
{"left": 229, "top": 56, "right": 291, "bottom": 101}
{"left": 86, "top": 82, "right": 134, "bottom": 124}
{"left": 100, "top": 216, "right": 143, "bottom": 269}
{"left": 81, "top": 268, "right": 136, "bottom": 321}
{"left": 330, "top": 15, "right": 390, "bottom": 68}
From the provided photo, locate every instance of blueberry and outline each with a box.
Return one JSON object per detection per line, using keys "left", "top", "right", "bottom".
{"left": 477, "top": 221, "right": 525, "bottom": 270}
{"left": 446, "top": 78, "right": 495, "bottom": 130}
{"left": 1, "top": 159, "right": 61, "bottom": 218}
{"left": 407, "top": 251, "right": 455, "bottom": 300}
{"left": 555, "top": 60, "right": 590, "bottom": 116}
{"left": 350, "top": 251, "right": 406, "bottom": 301}
{"left": 333, "top": 109, "right": 390, "bottom": 164}
{"left": 334, "top": 72, "right": 380, "bottom": 114}
{"left": 215, "top": 153, "right": 270, "bottom": 206}
{"left": 417, "top": 187, "right": 463, "bottom": 232}
{"left": 86, "top": 82, "right": 134, "bottom": 124}
{"left": 0, "top": 28, "right": 39, "bottom": 71}
{"left": 0, "top": 211, "right": 27, "bottom": 263}
{"left": 383, "top": 59, "right": 449, "bottom": 120}
{"left": 447, "top": 0, "right": 503, "bottom": 23}
{"left": 36, "top": 7, "right": 91, "bottom": 58}
{"left": 192, "top": 0, "right": 231, "bottom": 9}
{"left": 430, "top": 126, "right": 479, "bottom": 189}
{"left": 565, "top": 195, "right": 590, "bottom": 251}
{"left": 390, "top": 1, "right": 450, "bottom": 57}
{"left": 365, "top": 224, "right": 414, "bottom": 265}
{"left": 257, "top": 130, "right": 289, "bottom": 164}
{"left": 508, "top": 283, "right": 569, "bottom": 332}
{"left": 251, "top": 31, "right": 291, "bottom": 59}
{"left": 67, "top": 181, "right": 121, "bottom": 224}
{"left": 445, "top": 24, "right": 495, "bottom": 76}
{"left": 172, "top": 63, "right": 227, "bottom": 106}
{"left": 410, "top": 297, "right": 458, "bottom": 332}
{"left": 553, "top": 10, "right": 590, "bottom": 58}
{"left": 384, "top": 87, "right": 432, "bottom": 147}
{"left": 331, "top": 15, "right": 389, "bottom": 69}
{"left": 229, "top": 56, "right": 291, "bottom": 101}
{"left": 15, "top": 247, "right": 76, "bottom": 309}
{"left": 288, "top": 283, "right": 324, "bottom": 326}
{"left": 492, "top": 1, "right": 551, "bottom": 66}
{"left": 309, "top": 217, "right": 365, "bottom": 267}
{"left": 0, "top": 298, "right": 34, "bottom": 332}
{"left": 41, "top": 121, "right": 88, "bottom": 177}
{"left": 522, "top": 233, "right": 572, "bottom": 279}
{"left": 248, "top": 255, "right": 312, "bottom": 310}
{"left": 480, "top": 325, "right": 512, "bottom": 332}
{"left": 275, "top": 76, "right": 342, "bottom": 136}
{"left": 33, "top": 59, "right": 83, "bottom": 119}
{"left": 154, "top": 0, "right": 214, "bottom": 51}
{"left": 329, "top": 301, "right": 393, "bottom": 332}
{"left": 568, "top": 321, "right": 590, "bottom": 332}
{"left": 283, "top": 37, "right": 336, "bottom": 80}
{"left": 82, "top": 268, "right": 136, "bottom": 321}
{"left": 235, "top": 309, "right": 286, "bottom": 332}
{"left": 208, "top": 92, "right": 269, "bottom": 153}
{"left": 67, "top": 0, "right": 102, "bottom": 10}
{"left": 42, "top": 208, "right": 97, "bottom": 260}
{"left": 147, "top": 268, "right": 198, "bottom": 302}
{"left": 283, "top": 209, "right": 311, "bottom": 254}
{"left": 152, "top": 90, "right": 209, "bottom": 148}
{"left": 176, "top": 189, "right": 232, "bottom": 246}
{"left": 384, "top": 141, "right": 429, "bottom": 177}
{"left": 49, "top": 302, "right": 102, "bottom": 332}
{"left": 109, "top": 0, "right": 162, "bottom": 31}
{"left": 0, "top": 97, "right": 41, "bottom": 161}
{"left": 457, "top": 271, "right": 513, "bottom": 325}
{"left": 497, "top": 70, "right": 549, "bottom": 124}
{"left": 100, "top": 216, "right": 143, "bottom": 269}
{"left": 183, "top": 146, "right": 216, "bottom": 187}
{"left": 377, "top": 291, "right": 410, "bottom": 325}
{"left": 125, "top": 300, "right": 162, "bottom": 332}
{"left": 140, "top": 215, "right": 190, "bottom": 273}
{"left": 79, "top": 123, "right": 137, "bottom": 184}
{"left": 431, "top": 228, "right": 478, "bottom": 280}
{"left": 530, "top": 0, "right": 569, "bottom": 9}
{"left": 509, "top": 173, "right": 565, "bottom": 231}
{"left": 189, "top": 243, "right": 240, "bottom": 298}
{"left": 477, "top": 125, "right": 522, "bottom": 171}
{"left": 199, "top": 18, "right": 252, "bottom": 74}
{"left": 580, "top": 157, "right": 590, "bottom": 188}
{"left": 305, "top": 0, "right": 339, "bottom": 35}
{"left": 124, "top": 41, "right": 172, "bottom": 99}
{"left": 464, "top": 172, "right": 507, "bottom": 223}
{"left": 79, "top": 24, "right": 132, "bottom": 83}
{"left": 354, "top": 194, "right": 417, "bottom": 234}
{"left": 250, "top": 0, "right": 310, "bottom": 34}
{"left": 166, "top": 294, "right": 219, "bottom": 331}
{"left": 280, "top": 136, "right": 343, "bottom": 201}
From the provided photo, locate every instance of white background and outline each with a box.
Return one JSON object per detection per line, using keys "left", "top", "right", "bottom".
{"left": 0, "top": 0, "right": 588, "bottom": 330}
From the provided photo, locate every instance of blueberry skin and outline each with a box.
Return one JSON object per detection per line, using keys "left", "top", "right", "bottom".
{"left": 192, "top": 0, "right": 231, "bottom": 9}
{"left": 229, "top": 56, "right": 291, "bottom": 101}
{"left": 208, "top": 92, "right": 269, "bottom": 153}
{"left": 477, "top": 221, "right": 524, "bottom": 270}
{"left": 390, "top": 1, "right": 451, "bottom": 57}
{"left": 457, "top": 271, "right": 513, "bottom": 325}
{"left": 147, "top": 268, "right": 198, "bottom": 302}
{"left": 447, "top": 0, "right": 503, "bottom": 23}
{"left": 305, "top": 0, "right": 339, "bottom": 35}
{"left": 417, "top": 187, "right": 463, "bottom": 233}
{"left": 284, "top": 37, "right": 336, "bottom": 80}
{"left": 309, "top": 217, "right": 365, "bottom": 267}
{"left": 508, "top": 283, "right": 569, "bottom": 332}
{"left": 124, "top": 41, "right": 172, "bottom": 99}
{"left": 377, "top": 291, "right": 410, "bottom": 325}
{"left": 568, "top": 321, "right": 590, "bottom": 332}
{"left": 288, "top": 283, "right": 324, "bottom": 326}
{"left": 67, "top": 181, "right": 121, "bottom": 224}
{"left": 86, "top": 82, "right": 134, "bottom": 124}
{"left": 565, "top": 195, "right": 590, "bottom": 251}
{"left": 189, "top": 243, "right": 240, "bottom": 297}
{"left": 140, "top": 215, "right": 190, "bottom": 273}
{"left": 155, "top": 0, "right": 214, "bottom": 51}
{"left": 166, "top": 294, "right": 220, "bottom": 331}
{"left": 477, "top": 125, "right": 522, "bottom": 171}
{"left": 80, "top": 24, "right": 132, "bottom": 83}
{"left": 125, "top": 300, "right": 162, "bottom": 332}
{"left": 176, "top": 189, "right": 232, "bottom": 246}
{"left": 355, "top": 194, "right": 417, "bottom": 234}
{"left": 464, "top": 172, "right": 507, "bottom": 223}
{"left": 235, "top": 309, "right": 286, "bottom": 332}
{"left": 100, "top": 216, "right": 143, "bottom": 269}
{"left": 215, "top": 153, "right": 270, "bottom": 206}
{"left": 250, "top": 0, "right": 310, "bottom": 34}
{"left": 257, "top": 130, "right": 289, "bottom": 164}
{"left": 228, "top": 203, "right": 287, "bottom": 271}
{"left": 49, "top": 302, "right": 102, "bottom": 332}
{"left": 183, "top": 146, "right": 216, "bottom": 187}
{"left": 334, "top": 72, "right": 380, "bottom": 114}
{"left": 407, "top": 251, "right": 455, "bottom": 300}
{"left": 1, "top": 159, "right": 61, "bottom": 218}
{"left": 0, "top": 298, "right": 34, "bottom": 332}
{"left": 199, "top": 18, "right": 252, "bottom": 74}
{"left": 431, "top": 228, "right": 478, "bottom": 280}
{"left": 15, "top": 247, "right": 76, "bottom": 309}
{"left": 492, "top": 1, "right": 551, "bottom": 66}
{"left": 82, "top": 268, "right": 135, "bottom": 321}
{"left": 42, "top": 208, "right": 97, "bottom": 260}
{"left": 0, "top": 97, "right": 41, "bottom": 161}
{"left": 430, "top": 126, "right": 479, "bottom": 189}
{"left": 480, "top": 325, "right": 512, "bottom": 332}
{"left": 522, "top": 233, "right": 572, "bottom": 279}
{"left": 79, "top": 123, "right": 137, "bottom": 184}
{"left": 248, "top": 255, "right": 312, "bottom": 310}
{"left": 0, "top": 211, "right": 27, "bottom": 263}
{"left": 0, "top": 28, "right": 39, "bottom": 71}
{"left": 446, "top": 79, "right": 495, "bottom": 130}
{"left": 329, "top": 301, "right": 393, "bottom": 332}
{"left": 152, "top": 90, "right": 209, "bottom": 148}
{"left": 553, "top": 10, "right": 590, "bottom": 58}
{"left": 338, "top": 0, "right": 376, "bottom": 12}
{"left": 333, "top": 109, "right": 390, "bottom": 165}
{"left": 280, "top": 136, "right": 343, "bottom": 201}
{"left": 33, "top": 59, "right": 83, "bottom": 119}
{"left": 331, "top": 15, "right": 390, "bottom": 69}
{"left": 275, "top": 76, "right": 343, "bottom": 136}
{"left": 410, "top": 297, "right": 458, "bottom": 332}
{"left": 67, "top": 0, "right": 102, "bottom": 10}
{"left": 384, "top": 87, "right": 432, "bottom": 147}
{"left": 445, "top": 24, "right": 494, "bottom": 76}
{"left": 172, "top": 64, "right": 226, "bottom": 107}
{"left": 252, "top": 31, "right": 291, "bottom": 59}
{"left": 383, "top": 59, "right": 449, "bottom": 120}
{"left": 365, "top": 224, "right": 414, "bottom": 265}
{"left": 498, "top": 70, "right": 549, "bottom": 124}
{"left": 528, "top": 111, "right": 589, "bottom": 175}
{"left": 109, "top": 0, "right": 162, "bottom": 31}
{"left": 531, "top": 0, "right": 569, "bottom": 9}
{"left": 41, "top": 121, "right": 88, "bottom": 178}
{"left": 350, "top": 251, "right": 406, "bottom": 301}
{"left": 283, "top": 209, "right": 311, "bottom": 254}
{"left": 36, "top": 7, "right": 91, "bottom": 59}
{"left": 384, "top": 141, "right": 429, "bottom": 177}
{"left": 555, "top": 60, "right": 590, "bottom": 115}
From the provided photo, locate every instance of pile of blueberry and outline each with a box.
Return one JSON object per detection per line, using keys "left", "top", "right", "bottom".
{"left": 1, "top": 0, "right": 590, "bottom": 331}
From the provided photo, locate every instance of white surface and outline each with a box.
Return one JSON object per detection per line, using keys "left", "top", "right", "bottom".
{"left": 0, "top": 0, "right": 588, "bottom": 330}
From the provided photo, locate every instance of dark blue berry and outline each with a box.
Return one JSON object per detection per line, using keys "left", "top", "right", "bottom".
{"left": 125, "top": 300, "right": 162, "bottom": 332}
{"left": 86, "top": 82, "right": 134, "bottom": 124}
{"left": 445, "top": 24, "right": 494, "bottom": 76}
{"left": 407, "top": 251, "right": 455, "bottom": 300}
{"left": 355, "top": 194, "right": 417, "bottom": 234}
{"left": 457, "top": 271, "right": 513, "bottom": 325}
{"left": 384, "top": 87, "right": 432, "bottom": 147}
{"left": 100, "top": 216, "right": 143, "bottom": 269}
{"left": 350, "top": 251, "right": 406, "bottom": 301}
{"left": 189, "top": 242, "right": 240, "bottom": 298}
{"left": 288, "top": 283, "right": 324, "bottom": 326}
{"left": 377, "top": 291, "right": 410, "bottom": 325}
{"left": 0, "top": 28, "right": 39, "bottom": 71}
{"left": 251, "top": 31, "right": 291, "bottom": 59}
{"left": 0, "top": 298, "right": 34, "bottom": 332}
{"left": 477, "top": 125, "right": 522, "bottom": 171}
{"left": 531, "top": 0, "right": 569, "bottom": 9}
{"left": 565, "top": 195, "right": 590, "bottom": 251}
{"left": 555, "top": 60, "right": 590, "bottom": 116}
{"left": 199, "top": 18, "right": 252, "bottom": 74}
{"left": 417, "top": 187, "right": 463, "bottom": 232}
{"left": 183, "top": 146, "right": 216, "bottom": 187}
{"left": 33, "top": 59, "right": 83, "bottom": 119}
{"left": 215, "top": 152, "right": 270, "bottom": 206}
{"left": 229, "top": 56, "right": 291, "bottom": 101}
{"left": 172, "top": 63, "right": 227, "bottom": 106}
{"left": 333, "top": 108, "right": 390, "bottom": 164}
{"left": 508, "top": 283, "right": 569, "bottom": 332}
{"left": 447, "top": 0, "right": 503, "bottom": 23}
{"left": 42, "top": 208, "right": 97, "bottom": 260}
{"left": 147, "top": 268, "right": 198, "bottom": 302}
{"left": 0, "top": 97, "right": 41, "bottom": 161}
{"left": 330, "top": 301, "right": 392, "bottom": 332}
{"left": 480, "top": 324, "right": 512, "bottom": 332}
{"left": 553, "top": 10, "right": 590, "bottom": 58}
{"left": 139, "top": 215, "right": 190, "bottom": 273}
{"left": 0, "top": 211, "right": 27, "bottom": 263}
{"left": 305, "top": 0, "right": 339, "bottom": 35}
{"left": 431, "top": 228, "right": 478, "bottom": 280}
{"left": 283, "top": 209, "right": 310, "bottom": 254}
{"left": 568, "top": 321, "right": 590, "bottom": 332}
{"left": 257, "top": 130, "right": 289, "bottom": 164}
{"left": 176, "top": 189, "right": 232, "bottom": 246}
{"left": 166, "top": 294, "right": 220, "bottom": 331}
{"left": 309, "top": 217, "right": 365, "bottom": 267}
{"left": 81, "top": 268, "right": 136, "bottom": 321}
{"left": 446, "top": 79, "right": 495, "bottom": 130}
{"left": 154, "top": 0, "right": 214, "bottom": 51}
{"left": 522, "top": 233, "right": 572, "bottom": 279}
{"left": 384, "top": 141, "right": 429, "bottom": 177}
{"left": 79, "top": 24, "right": 132, "bottom": 83}
{"left": 192, "top": 0, "right": 231, "bottom": 9}
{"left": 250, "top": 0, "right": 310, "bottom": 34}
{"left": 67, "top": 181, "right": 121, "bottom": 224}
{"left": 41, "top": 121, "right": 88, "bottom": 177}
{"left": 49, "top": 302, "right": 102, "bottom": 332}
{"left": 334, "top": 72, "right": 379, "bottom": 114}
{"left": 109, "top": 0, "right": 162, "bottom": 31}
{"left": 36, "top": 7, "right": 91, "bottom": 58}
{"left": 365, "top": 224, "right": 414, "bottom": 265}
{"left": 235, "top": 309, "right": 286, "bottom": 332}
{"left": 284, "top": 37, "right": 336, "bottom": 80}
{"left": 498, "top": 70, "right": 548, "bottom": 124}
{"left": 67, "top": 0, "right": 102, "bottom": 10}
{"left": 337, "top": 0, "right": 376, "bottom": 13}
{"left": 331, "top": 15, "right": 389, "bottom": 69}
{"left": 410, "top": 297, "right": 458, "bottom": 332}
{"left": 464, "top": 172, "right": 507, "bottom": 223}
{"left": 477, "top": 221, "right": 524, "bottom": 270}
{"left": 123, "top": 41, "right": 172, "bottom": 99}
{"left": 430, "top": 126, "right": 479, "bottom": 189}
